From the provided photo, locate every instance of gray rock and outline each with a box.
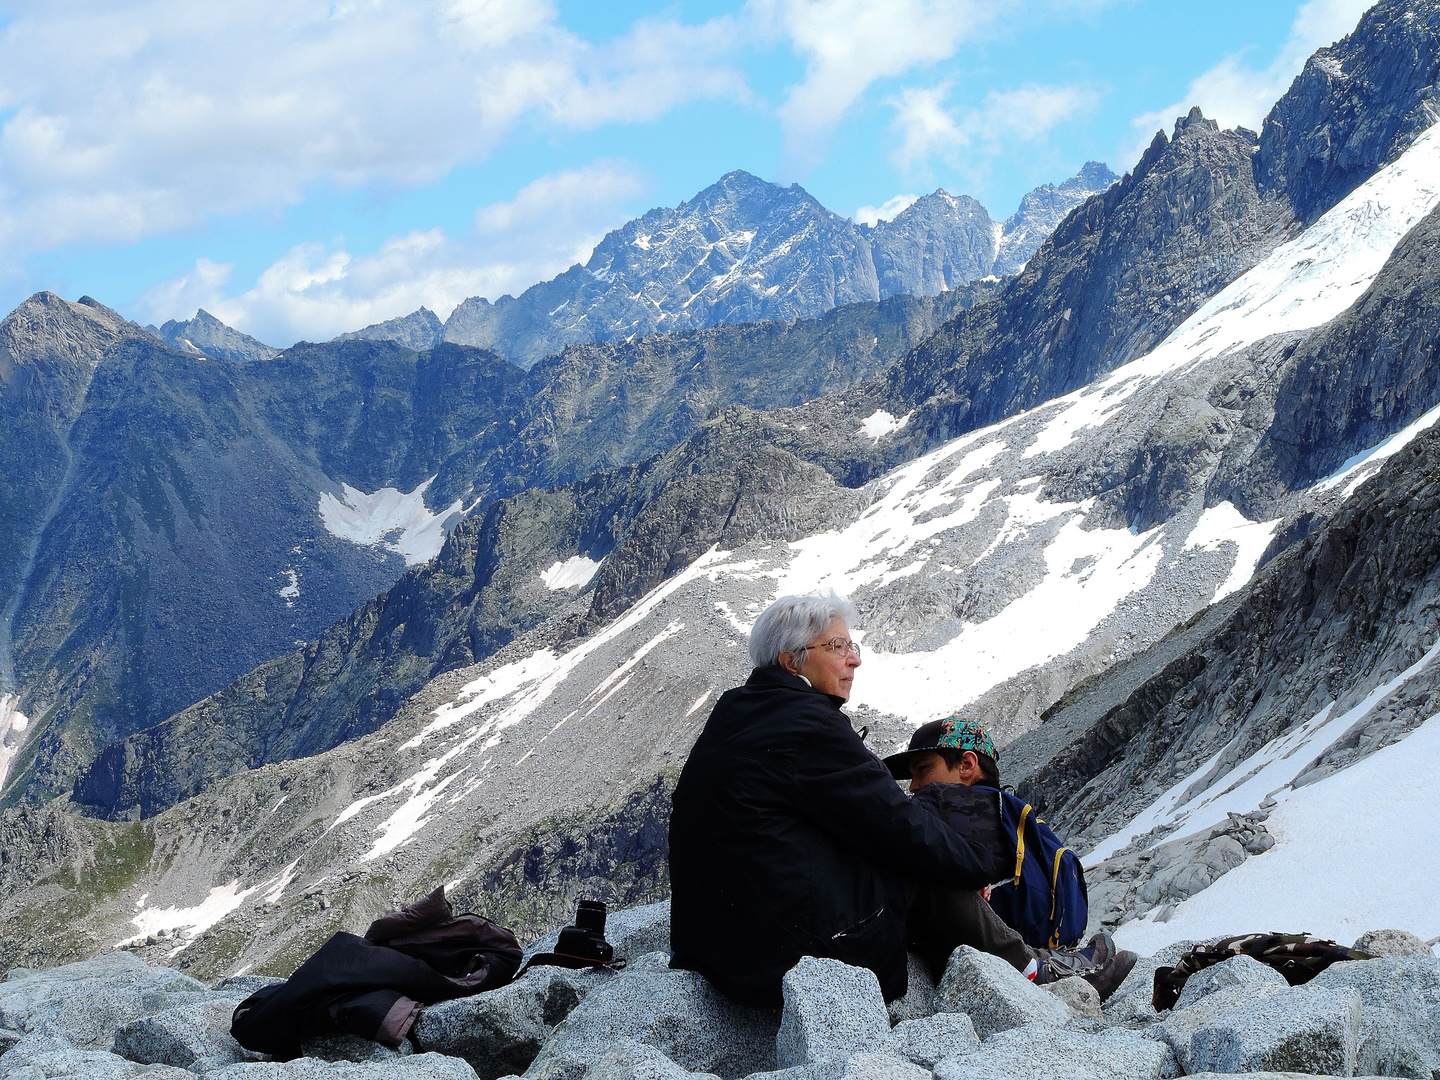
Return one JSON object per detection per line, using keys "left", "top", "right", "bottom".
{"left": 0, "top": 1032, "right": 195, "bottom": 1078}
{"left": 0, "top": 954, "right": 210, "bottom": 1051}
{"left": 299, "top": 1033, "right": 415, "bottom": 1062}
{"left": 1145, "top": 981, "right": 1289, "bottom": 1074}
{"left": 1172, "top": 955, "right": 1288, "bottom": 1012}
{"left": 111, "top": 997, "right": 252, "bottom": 1069}
{"left": 1044, "top": 977, "right": 1103, "bottom": 1021}
{"left": 523, "top": 968, "right": 779, "bottom": 1080}
{"left": 626, "top": 953, "right": 675, "bottom": 975}
{"left": 1352, "top": 929, "right": 1434, "bottom": 958}
{"left": 885, "top": 955, "right": 937, "bottom": 1026}
{"left": 1186, "top": 985, "right": 1361, "bottom": 1076}
{"left": 524, "top": 902, "right": 671, "bottom": 966}
{"left": 586, "top": 1039, "right": 719, "bottom": 1080}
{"left": 934, "top": 1023, "right": 1170, "bottom": 1080}
{"left": 889, "top": 1014, "right": 980, "bottom": 1068}
{"left": 1308, "top": 955, "right": 1440, "bottom": 1049}
{"left": 775, "top": 959, "right": 889, "bottom": 1068}
{"left": 414, "top": 965, "right": 615, "bottom": 1078}
{"left": 0, "top": 1030, "right": 22, "bottom": 1055}
{"left": 934, "top": 947, "right": 1071, "bottom": 1038}
{"left": 202, "top": 1054, "right": 479, "bottom": 1078}
{"left": 1354, "top": 1005, "right": 1440, "bottom": 1080}
{"left": 213, "top": 977, "right": 286, "bottom": 997}
{"left": 826, "top": 1052, "right": 929, "bottom": 1080}
{"left": 1102, "top": 942, "right": 1197, "bottom": 1025}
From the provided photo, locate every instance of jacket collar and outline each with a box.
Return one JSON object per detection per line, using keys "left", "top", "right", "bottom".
{"left": 747, "top": 663, "right": 848, "bottom": 709}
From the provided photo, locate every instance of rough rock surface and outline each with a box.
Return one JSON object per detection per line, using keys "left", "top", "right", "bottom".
{"left": 203, "top": 1054, "right": 480, "bottom": 1078}
{"left": 1146, "top": 982, "right": 1290, "bottom": 1074}
{"left": 775, "top": 959, "right": 890, "bottom": 1068}
{"left": 1354, "top": 1004, "right": 1440, "bottom": 1079}
{"left": 885, "top": 955, "right": 938, "bottom": 1026}
{"left": 585, "top": 1039, "right": 719, "bottom": 1080}
{"left": 934, "top": 947, "right": 1071, "bottom": 1039}
{"left": 111, "top": 997, "right": 253, "bottom": 1070}
{"left": 1173, "top": 955, "right": 1288, "bottom": 1012}
{"left": 298, "top": 1033, "right": 414, "bottom": 1062}
{"left": 1308, "top": 955, "right": 1440, "bottom": 1049}
{"left": 1186, "top": 986, "right": 1362, "bottom": 1077}
{"left": 413, "top": 965, "right": 614, "bottom": 1078}
{"left": 934, "top": 1023, "right": 1170, "bottom": 1080}
{"left": 0, "top": 1032, "right": 194, "bottom": 1078}
{"left": 522, "top": 968, "right": 779, "bottom": 1080}
{"left": 1102, "top": 941, "right": 1198, "bottom": 1027}
{"left": 1351, "top": 928, "right": 1433, "bottom": 957}
{"left": 0, "top": 953, "right": 210, "bottom": 1050}
{"left": 888, "top": 1013, "right": 980, "bottom": 1068}
{"left": 1044, "top": 976, "right": 1104, "bottom": 1021}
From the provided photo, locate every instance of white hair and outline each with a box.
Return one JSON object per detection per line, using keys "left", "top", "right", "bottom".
{"left": 748, "top": 592, "right": 858, "bottom": 669}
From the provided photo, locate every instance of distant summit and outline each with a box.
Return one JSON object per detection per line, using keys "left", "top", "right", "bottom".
{"left": 341, "top": 163, "right": 1116, "bottom": 367}
{"left": 146, "top": 309, "right": 279, "bottom": 363}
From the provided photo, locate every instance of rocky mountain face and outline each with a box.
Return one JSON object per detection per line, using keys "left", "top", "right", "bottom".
{"left": 0, "top": 287, "right": 984, "bottom": 807}
{"left": 145, "top": 309, "right": 279, "bottom": 363}
{"left": 993, "top": 161, "right": 1118, "bottom": 276}
{"left": 345, "top": 165, "right": 1114, "bottom": 368}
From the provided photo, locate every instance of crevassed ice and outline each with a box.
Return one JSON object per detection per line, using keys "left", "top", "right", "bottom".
{"left": 318, "top": 476, "right": 463, "bottom": 566}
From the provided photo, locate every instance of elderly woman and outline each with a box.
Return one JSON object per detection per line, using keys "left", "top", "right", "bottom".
{"left": 668, "top": 592, "right": 996, "bottom": 1007}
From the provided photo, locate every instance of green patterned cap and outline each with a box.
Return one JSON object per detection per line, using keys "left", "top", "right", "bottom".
{"left": 883, "top": 714, "right": 998, "bottom": 780}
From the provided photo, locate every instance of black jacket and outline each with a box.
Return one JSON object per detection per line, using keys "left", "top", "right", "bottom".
{"left": 668, "top": 665, "right": 995, "bottom": 1007}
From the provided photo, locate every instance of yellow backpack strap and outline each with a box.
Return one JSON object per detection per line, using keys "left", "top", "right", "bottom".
{"left": 1047, "top": 846, "right": 1069, "bottom": 946}
{"left": 1013, "top": 804, "right": 1032, "bottom": 885}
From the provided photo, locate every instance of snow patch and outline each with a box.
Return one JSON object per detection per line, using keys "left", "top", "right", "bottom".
{"left": 541, "top": 555, "right": 601, "bottom": 590}
{"left": 119, "top": 880, "right": 260, "bottom": 948}
{"left": 860, "top": 410, "right": 911, "bottom": 441}
{"left": 0, "top": 694, "right": 30, "bottom": 793}
{"left": 1115, "top": 705, "right": 1440, "bottom": 954}
{"left": 1091, "top": 638, "right": 1440, "bottom": 863}
{"left": 277, "top": 569, "right": 299, "bottom": 604}
{"left": 1182, "top": 502, "right": 1280, "bottom": 604}
{"left": 318, "top": 476, "right": 462, "bottom": 566}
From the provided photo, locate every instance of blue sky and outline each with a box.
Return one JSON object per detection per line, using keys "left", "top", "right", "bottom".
{"left": 0, "top": 0, "right": 1375, "bottom": 345}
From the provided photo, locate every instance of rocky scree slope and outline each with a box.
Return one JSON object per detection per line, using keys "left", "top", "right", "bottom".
{"left": 0, "top": 287, "right": 979, "bottom": 808}
{"left": 344, "top": 164, "right": 1113, "bottom": 368}
{"left": 16, "top": 99, "right": 1440, "bottom": 973}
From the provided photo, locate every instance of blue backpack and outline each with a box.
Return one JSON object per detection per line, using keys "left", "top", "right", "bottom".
{"left": 986, "top": 790, "right": 1089, "bottom": 949}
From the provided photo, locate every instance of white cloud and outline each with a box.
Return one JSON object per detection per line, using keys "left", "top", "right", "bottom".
{"left": 137, "top": 161, "right": 648, "bottom": 346}
{"left": 854, "top": 193, "right": 920, "bottom": 226}
{"left": 750, "top": 0, "right": 997, "bottom": 177}
{"left": 1124, "top": 0, "right": 1379, "bottom": 168}
{"left": 889, "top": 81, "right": 1101, "bottom": 175}
{"left": 0, "top": 0, "right": 744, "bottom": 258}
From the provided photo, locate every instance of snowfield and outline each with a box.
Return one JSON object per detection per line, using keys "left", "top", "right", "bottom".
{"left": 318, "top": 476, "right": 463, "bottom": 565}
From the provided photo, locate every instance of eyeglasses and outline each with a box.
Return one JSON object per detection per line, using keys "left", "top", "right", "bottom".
{"left": 803, "top": 637, "right": 861, "bottom": 658}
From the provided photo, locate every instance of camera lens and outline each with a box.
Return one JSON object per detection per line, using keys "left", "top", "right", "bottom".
{"left": 574, "top": 900, "right": 607, "bottom": 932}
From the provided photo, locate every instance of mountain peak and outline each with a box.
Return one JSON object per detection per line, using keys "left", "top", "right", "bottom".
{"left": 151, "top": 308, "right": 279, "bottom": 363}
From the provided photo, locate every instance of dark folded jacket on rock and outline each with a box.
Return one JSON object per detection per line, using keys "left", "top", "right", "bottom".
{"left": 231, "top": 887, "right": 521, "bottom": 1058}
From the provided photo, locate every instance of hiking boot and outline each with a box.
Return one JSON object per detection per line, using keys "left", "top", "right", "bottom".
{"left": 1033, "top": 931, "right": 1115, "bottom": 983}
{"left": 1082, "top": 947, "right": 1138, "bottom": 1002}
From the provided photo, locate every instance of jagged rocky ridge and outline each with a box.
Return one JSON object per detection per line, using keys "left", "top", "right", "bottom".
{"left": 0, "top": 287, "right": 985, "bottom": 805}
{"left": 343, "top": 165, "right": 1115, "bottom": 368}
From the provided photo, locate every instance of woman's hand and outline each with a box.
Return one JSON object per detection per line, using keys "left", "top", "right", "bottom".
{"left": 980, "top": 886, "right": 992, "bottom": 902}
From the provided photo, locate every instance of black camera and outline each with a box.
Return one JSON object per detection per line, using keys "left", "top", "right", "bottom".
{"left": 554, "top": 899, "right": 614, "bottom": 965}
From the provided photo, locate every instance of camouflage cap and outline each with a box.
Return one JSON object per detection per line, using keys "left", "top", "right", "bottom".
{"left": 883, "top": 715, "right": 998, "bottom": 780}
